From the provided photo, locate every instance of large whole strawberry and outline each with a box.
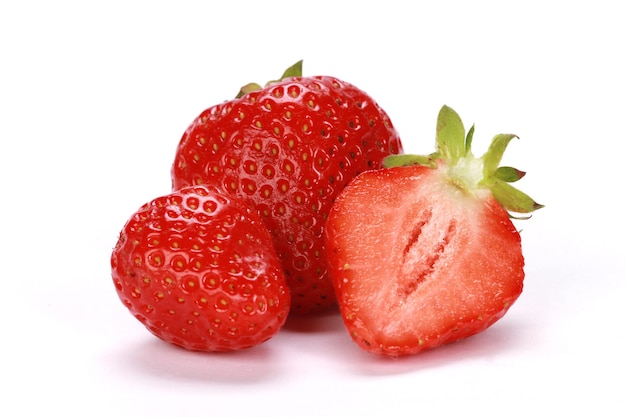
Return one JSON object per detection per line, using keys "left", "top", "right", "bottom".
{"left": 325, "top": 105, "right": 543, "bottom": 356}
{"left": 111, "top": 185, "right": 290, "bottom": 352}
{"left": 171, "top": 61, "right": 403, "bottom": 314}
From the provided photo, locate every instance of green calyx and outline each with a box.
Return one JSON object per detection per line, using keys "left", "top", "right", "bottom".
{"left": 383, "top": 105, "right": 544, "bottom": 217}
{"left": 236, "top": 60, "right": 303, "bottom": 98}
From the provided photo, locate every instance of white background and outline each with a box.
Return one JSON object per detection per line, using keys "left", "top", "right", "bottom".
{"left": 2, "top": 1, "right": 624, "bottom": 415}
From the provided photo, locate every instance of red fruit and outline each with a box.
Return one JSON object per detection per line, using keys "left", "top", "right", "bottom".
{"left": 111, "top": 185, "right": 290, "bottom": 352}
{"left": 171, "top": 61, "right": 403, "bottom": 314}
{"left": 325, "top": 105, "right": 543, "bottom": 356}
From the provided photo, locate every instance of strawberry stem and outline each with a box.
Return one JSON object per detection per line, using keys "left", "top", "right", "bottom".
{"left": 436, "top": 105, "right": 467, "bottom": 164}
{"left": 383, "top": 105, "right": 544, "bottom": 217}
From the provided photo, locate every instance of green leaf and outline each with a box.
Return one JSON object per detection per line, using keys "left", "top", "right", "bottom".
{"left": 436, "top": 105, "right": 466, "bottom": 164}
{"left": 278, "top": 60, "right": 303, "bottom": 79}
{"left": 265, "top": 60, "right": 303, "bottom": 86}
{"left": 465, "top": 124, "right": 475, "bottom": 156}
{"left": 482, "top": 133, "right": 518, "bottom": 178}
{"left": 383, "top": 153, "right": 437, "bottom": 168}
{"left": 490, "top": 180, "right": 544, "bottom": 214}
{"left": 236, "top": 82, "right": 262, "bottom": 98}
{"left": 495, "top": 166, "right": 526, "bottom": 182}
{"left": 235, "top": 60, "right": 304, "bottom": 98}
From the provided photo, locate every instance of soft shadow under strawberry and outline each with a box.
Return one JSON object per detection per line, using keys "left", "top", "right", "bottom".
{"left": 106, "top": 336, "right": 284, "bottom": 385}
{"left": 282, "top": 307, "right": 343, "bottom": 333}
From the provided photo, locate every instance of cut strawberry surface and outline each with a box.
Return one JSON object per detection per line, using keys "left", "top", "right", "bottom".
{"left": 327, "top": 166, "right": 524, "bottom": 355}
{"left": 326, "top": 105, "right": 542, "bottom": 356}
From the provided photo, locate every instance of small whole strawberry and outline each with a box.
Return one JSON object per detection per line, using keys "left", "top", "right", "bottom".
{"left": 111, "top": 185, "right": 290, "bottom": 352}
{"left": 325, "top": 105, "right": 543, "bottom": 356}
{"left": 171, "top": 61, "right": 403, "bottom": 314}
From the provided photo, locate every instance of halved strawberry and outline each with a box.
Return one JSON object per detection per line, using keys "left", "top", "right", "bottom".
{"left": 171, "top": 61, "right": 402, "bottom": 314}
{"left": 325, "top": 105, "right": 543, "bottom": 356}
{"left": 111, "top": 185, "right": 290, "bottom": 352}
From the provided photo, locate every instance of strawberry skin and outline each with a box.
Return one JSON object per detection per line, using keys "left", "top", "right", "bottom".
{"left": 171, "top": 63, "right": 402, "bottom": 314}
{"left": 111, "top": 185, "right": 290, "bottom": 352}
{"left": 325, "top": 105, "right": 542, "bottom": 356}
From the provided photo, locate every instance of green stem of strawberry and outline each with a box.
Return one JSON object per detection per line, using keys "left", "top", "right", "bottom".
{"left": 383, "top": 105, "right": 544, "bottom": 217}
{"left": 236, "top": 60, "right": 303, "bottom": 98}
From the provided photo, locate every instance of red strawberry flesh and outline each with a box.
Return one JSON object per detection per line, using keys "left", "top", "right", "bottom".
{"left": 326, "top": 105, "right": 542, "bottom": 356}
{"left": 327, "top": 165, "right": 524, "bottom": 354}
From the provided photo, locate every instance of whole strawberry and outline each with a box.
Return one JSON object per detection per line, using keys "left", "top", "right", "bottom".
{"left": 171, "top": 61, "right": 403, "bottom": 314}
{"left": 111, "top": 185, "right": 290, "bottom": 352}
{"left": 325, "top": 105, "right": 543, "bottom": 356}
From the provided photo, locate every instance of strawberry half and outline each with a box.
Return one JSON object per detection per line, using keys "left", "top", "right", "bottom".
{"left": 111, "top": 185, "right": 290, "bottom": 352}
{"left": 171, "top": 61, "right": 403, "bottom": 314}
{"left": 325, "top": 105, "right": 543, "bottom": 356}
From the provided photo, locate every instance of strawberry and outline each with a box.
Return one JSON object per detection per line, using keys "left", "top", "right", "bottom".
{"left": 171, "top": 61, "right": 403, "bottom": 314}
{"left": 325, "top": 105, "right": 543, "bottom": 356}
{"left": 111, "top": 185, "right": 290, "bottom": 352}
